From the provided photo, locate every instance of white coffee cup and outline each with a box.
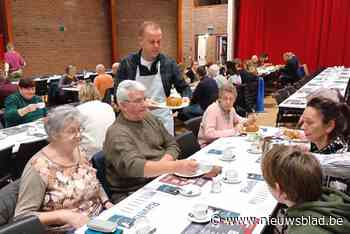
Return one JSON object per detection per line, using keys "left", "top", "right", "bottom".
{"left": 192, "top": 203, "right": 208, "bottom": 219}
{"left": 36, "top": 102, "right": 46, "bottom": 109}
{"left": 249, "top": 142, "right": 260, "bottom": 152}
{"left": 225, "top": 169, "right": 238, "bottom": 182}
{"left": 223, "top": 147, "right": 235, "bottom": 160}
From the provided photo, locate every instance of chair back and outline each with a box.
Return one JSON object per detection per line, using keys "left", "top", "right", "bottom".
{"left": 184, "top": 116, "right": 202, "bottom": 138}
{"left": 35, "top": 80, "right": 48, "bottom": 96}
{"left": 91, "top": 151, "right": 112, "bottom": 198}
{"left": 102, "top": 87, "right": 115, "bottom": 104}
{"left": 0, "top": 215, "right": 45, "bottom": 234}
{"left": 47, "top": 80, "right": 60, "bottom": 106}
{"left": 13, "top": 140, "right": 49, "bottom": 179}
{"left": 175, "top": 131, "right": 201, "bottom": 160}
{"left": 0, "top": 145, "right": 14, "bottom": 189}
{"left": 0, "top": 180, "right": 20, "bottom": 226}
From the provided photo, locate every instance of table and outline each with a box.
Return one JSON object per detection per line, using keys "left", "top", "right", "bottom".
{"left": 62, "top": 86, "right": 80, "bottom": 92}
{"left": 0, "top": 120, "right": 47, "bottom": 153}
{"left": 76, "top": 128, "right": 279, "bottom": 234}
{"left": 279, "top": 67, "right": 350, "bottom": 109}
{"left": 257, "top": 65, "right": 279, "bottom": 76}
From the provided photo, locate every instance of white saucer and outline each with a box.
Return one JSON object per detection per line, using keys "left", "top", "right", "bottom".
{"left": 219, "top": 155, "right": 236, "bottom": 161}
{"left": 222, "top": 177, "right": 241, "bottom": 184}
{"left": 247, "top": 148, "right": 262, "bottom": 154}
{"left": 188, "top": 209, "right": 214, "bottom": 223}
{"left": 174, "top": 169, "right": 209, "bottom": 178}
{"left": 179, "top": 185, "right": 202, "bottom": 197}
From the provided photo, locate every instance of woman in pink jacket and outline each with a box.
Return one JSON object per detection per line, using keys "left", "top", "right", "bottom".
{"left": 198, "top": 82, "right": 256, "bottom": 147}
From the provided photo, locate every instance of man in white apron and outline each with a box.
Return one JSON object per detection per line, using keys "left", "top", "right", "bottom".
{"left": 115, "top": 21, "right": 192, "bottom": 135}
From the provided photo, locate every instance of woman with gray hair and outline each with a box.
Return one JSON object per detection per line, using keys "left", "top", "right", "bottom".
{"left": 14, "top": 105, "right": 113, "bottom": 232}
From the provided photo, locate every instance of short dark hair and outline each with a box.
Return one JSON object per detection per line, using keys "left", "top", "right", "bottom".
{"left": 196, "top": 65, "right": 207, "bottom": 78}
{"left": 138, "top": 21, "right": 161, "bottom": 37}
{"left": 262, "top": 145, "right": 322, "bottom": 204}
{"left": 18, "top": 79, "right": 35, "bottom": 88}
{"left": 307, "top": 97, "right": 350, "bottom": 142}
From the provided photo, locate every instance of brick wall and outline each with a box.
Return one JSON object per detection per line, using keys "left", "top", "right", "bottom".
{"left": 10, "top": 0, "right": 111, "bottom": 77}
{"left": 182, "top": 1, "right": 227, "bottom": 66}
{"left": 116, "top": 0, "right": 178, "bottom": 61}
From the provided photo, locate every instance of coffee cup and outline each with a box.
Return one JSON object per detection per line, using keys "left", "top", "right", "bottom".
{"left": 191, "top": 204, "right": 208, "bottom": 219}
{"left": 225, "top": 169, "right": 238, "bottom": 182}
{"left": 223, "top": 147, "right": 235, "bottom": 160}
{"left": 36, "top": 102, "right": 45, "bottom": 109}
{"left": 249, "top": 142, "right": 260, "bottom": 153}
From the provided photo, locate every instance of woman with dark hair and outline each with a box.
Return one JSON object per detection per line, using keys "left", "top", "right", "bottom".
{"left": 58, "top": 65, "right": 79, "bottom": 103}
{"left": 300, "top": 97, "right": 350, "bottom": 154}
{"left": 226, "top": 61, "right": 241, "bottom": 86}
{"left": 185, "top": 61, "right": 199, "bottom": 83}
{"left": 4, "top": 79, "right": 47, "bottom": 127}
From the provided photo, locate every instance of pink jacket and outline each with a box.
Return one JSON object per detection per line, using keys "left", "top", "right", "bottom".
{"left": 198, "top": 102, "right": 245, "bottom": 147}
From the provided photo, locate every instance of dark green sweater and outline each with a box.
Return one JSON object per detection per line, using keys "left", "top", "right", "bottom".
{"left": 4, "top": 92, "right": 47, "bottom": 127}
{"left": 287, "top": 187, "right": 350, "bottom": 234}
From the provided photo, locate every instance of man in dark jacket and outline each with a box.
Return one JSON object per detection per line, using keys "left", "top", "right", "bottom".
{"left": 116, "top": 21, "right": 191, "bottom": 135}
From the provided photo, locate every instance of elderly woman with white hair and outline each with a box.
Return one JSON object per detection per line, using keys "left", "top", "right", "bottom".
{"left": 208, "top": 64, "right": 227, "bottom": 89}
{"left": 14, "top": 105, "right": 113, "bottom": 232}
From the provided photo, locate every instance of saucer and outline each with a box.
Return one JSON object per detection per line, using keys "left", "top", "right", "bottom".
{"left": 179, "top": 185, "right": 201, "bottom": 197}
{"left": 222, "top": 177, "right": 241, "bottom": 184}
{"left": 174, "top": 168, "right": 210, "bottom": 178}
{"left": 219, "top": 155, "right": 236, "bottom": 162}
{"left": 188, "top": 209, "right": 214, "bottom": 223}
{"left": 247, "top": 148, "right": 262, "bottom": 154}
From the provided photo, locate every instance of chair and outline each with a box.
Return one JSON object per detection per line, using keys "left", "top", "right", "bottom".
{"left": 0, "top": 146, "right": 14, "bottom": 189}
{"left": 0, "top": 180, "right": 20, "bottom": 227}
{"left": 102, "top": 87, "right": 115, "bottom": 104}
{"left": 47, "top": 79, "right": 60, "bottom": 106}
{"left": 184, "top": 116, "right": 202, "bottom": 138}
{"left": 91, "top": 151, "right": 112, "bottom": 199}
{"left": 175, "top": 131, "right": 201, "bottom": 159}
{"left": 0, "top": 215, "right": 45, "bottom": 234}
{"left": 35, "top": 79, "right": 48, "bottom": 100}
{"left": 12, "top": 140, "right": 49, "bottom": 179}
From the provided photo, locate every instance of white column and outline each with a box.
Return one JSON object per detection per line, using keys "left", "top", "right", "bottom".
{"left": 227, "top": 0, "right": 236, "bottom": 61}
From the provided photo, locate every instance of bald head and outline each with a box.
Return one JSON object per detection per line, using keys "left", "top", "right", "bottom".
{"left": 112, "top": 62, "right": 120, "bottom": 75}
{"left": 96, "top": 64, "right": 105, "bottom": 75}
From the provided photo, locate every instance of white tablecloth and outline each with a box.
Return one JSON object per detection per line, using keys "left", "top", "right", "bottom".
{"left": 76, "top": 128, "right": 279, "bottom": 234}
{"left": 279, "top": 66, "right": 350, "bottom": 109}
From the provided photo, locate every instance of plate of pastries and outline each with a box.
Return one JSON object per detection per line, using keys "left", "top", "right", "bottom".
{"left": 154, "top": 96, "right": 189, "bottom": 110}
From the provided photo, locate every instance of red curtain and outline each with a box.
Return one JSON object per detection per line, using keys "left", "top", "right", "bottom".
{"left": 235, "top": 0, "right": 350, "bottom": 72}
{"left": 0, "top": 34, "right": 3, "bottom": 60}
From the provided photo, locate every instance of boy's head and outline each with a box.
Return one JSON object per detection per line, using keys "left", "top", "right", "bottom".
{"left": 261, "top": 145, "right": 322, "bottom": 206}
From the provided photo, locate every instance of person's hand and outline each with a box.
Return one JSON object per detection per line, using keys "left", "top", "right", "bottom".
{"left": 245, "top": 113, "right": 257, "bottom": 126}
{"left": 175, "top": 160, "right": 198, "bottom": 175}
{"left": 104, "top": 202, "right": 114, "bottom": 209}
{"left": 25, "top": 104, "right": 38, "bottom": 113}
{"left": 145, "top": 98, "right": 160, "bottom": 110}
{"left": 161, "top": 154, "right": 175, "bottom": 161}
{"left": 182, "top": 97, "right": 190, "bottom": 103}
{"left": 62, "top": 210, "right": 90, "bottom": 229}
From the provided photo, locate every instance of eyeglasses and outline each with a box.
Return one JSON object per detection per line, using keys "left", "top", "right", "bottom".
{"left": 125, "top": 97, "right": 146, "bottom": 105}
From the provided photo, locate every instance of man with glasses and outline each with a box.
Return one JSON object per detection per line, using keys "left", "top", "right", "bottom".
{"left": 104, "top": 80, "right": 198, "bottom": 203}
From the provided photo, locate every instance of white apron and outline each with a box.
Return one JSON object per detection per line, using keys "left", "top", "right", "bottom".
{"left": 135, "top": 62, "right": 174, "bottom": 135}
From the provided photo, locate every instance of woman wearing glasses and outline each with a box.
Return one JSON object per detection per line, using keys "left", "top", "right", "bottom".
{"left": 14, "top": 105, "right": 113, "bottom": 233}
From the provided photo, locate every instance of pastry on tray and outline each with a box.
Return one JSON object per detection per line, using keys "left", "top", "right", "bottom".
{"left": 166, "top": 96, "right": 183, "bottom": 107}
